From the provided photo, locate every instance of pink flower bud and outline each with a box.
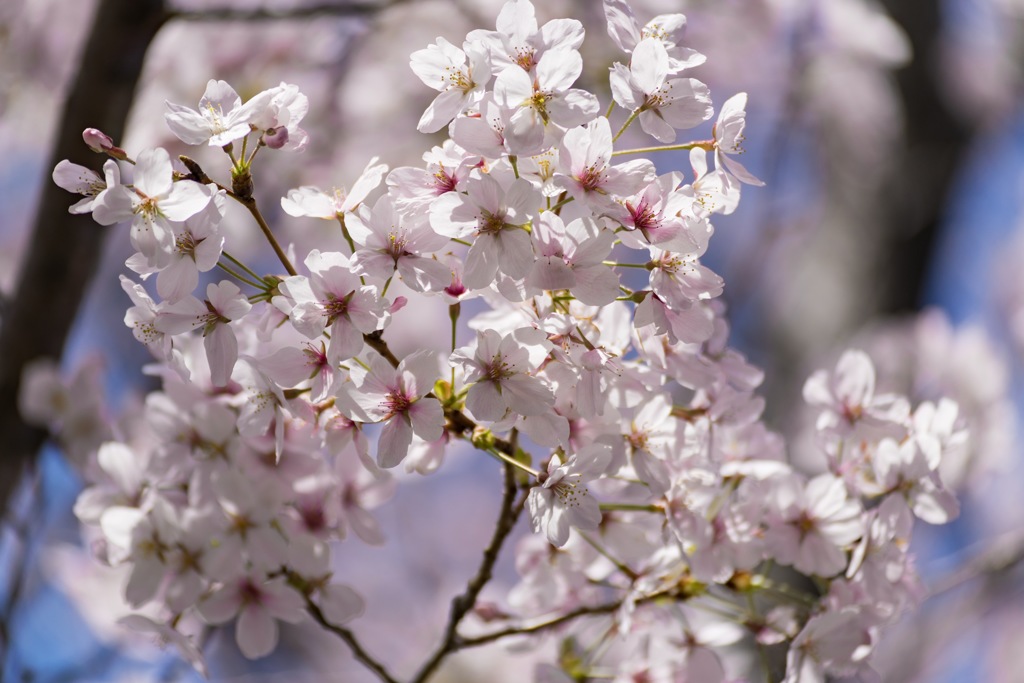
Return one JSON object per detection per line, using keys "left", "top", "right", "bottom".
{"left": 472, "top": 601, "right": 509, "bottom": 622}
{"left": 263, "top": 127, "right": 289, "bottom": 149}
{"left": 389, "top": 296, "right": 408, "bottom": 314}
{"left": 83, "top": 128, "right": 114, "bottom": 152}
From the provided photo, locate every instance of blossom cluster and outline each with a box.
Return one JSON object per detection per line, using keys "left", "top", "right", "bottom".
{"left": 36, "top": 1, "right": 973, "bottom": 680}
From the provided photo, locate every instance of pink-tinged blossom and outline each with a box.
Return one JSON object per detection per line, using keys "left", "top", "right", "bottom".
{"left": 347, "top": 195, "right": 451, "bottom": 292}
{"left": 120, "top": 276, "right": 171, "bottom": 355}
{"left": 52, "top": 159, "right": 120, "bottom": 215}
{"left": 783, "top": 610, "right": 872, "bottom": 683}
{"left": 343, "top": 351, "right": 444, "bottom": 469}
{"left": 803, "top": 349, "right": 909, "bottom": 440}
{"left": 127, "top": 184, "right": 226, "bottom": 303}
{"left": 197, "top": 573, "right": 304, "bottom": 659}
{"left": 617, "top": 172, "right": 705, "bottom": 252}
{"left": 248, "top": 82, "right": 309, "bottom": 151}
{"left": 74, "top": 442, "right": 151, "bottom": 525}
{"left": 118, "top": 615, "right": 208, "bottom": 677}
{"left": 430, "top": 174, "right": 540, "bottom": 289}
{"left": 410, "top": 37, "right": 490, "bottom": 133}
{"left": 527, "top": 443, "right": 611, "bottom": 547}
{"left": 634, "top": 292, "right": 716, "bottom": 345}
{"left": 99, "top": 497, "right": 178, "bottom": 608}
{"left": 94, "top": 148, "right": 211, "bottom": 266}
{"left": 156, "top": 280, "right": 252, "bottom": 387}
{"left": 207, "top": 469, "right": 289, "bottom": 574}
{"left": 554, "top": 116, "right": 655, "bottom": 213}
{"left": 712, "top": 93, "right": 764, "bottom": 186}
{"left": 450, "top": 95, "right": 511, "bottom": 160}
{"left": 910, "top": 397, "right": 967, "bottom": 471}
{"left": 335, "top": 447, "right": 396, "bottom": 545}
{"left": 234, "top": 360, "right": 291, "bottom": 460}
{"left": 648, "top": 247, "right": 724, "bottom": 306}
{"left": 274, "top": 250, "right": 385, "bottom": 365}
{"left": 765, "top": 474, "right": 864, "bottom": 577}
{"left": 609, "top": 38, "right": 713, "bottom": 143}
{"left": 494, "top": 48, "right": 599, "bottom": 155}
{"left": 260, "top": 342, "right": 336, "bottom": 403}
{"left": 602, "top": 0, "right": 706, "bottom": 71}
{"left": 281, "top": 157, "right": 388, "bottom": 220}
{"left": 451, "top": 328, "right": 554, "bottom": 421}
{"left": 466, "top": 0, "right": 584, "bottom": 75}
{"left": 164, "top": 79, "right": 272, "bottom": 147}
{"left": 872, "top": 438, "right": 959, "bottom": 524}
{"left": 527, "top": 213, "right": 620, "bottom": 305}
{"left": 687, "top": 146, "right": 741, "bottom": 217}
{"left": 387, "top": 141, "right": 477, "bottom": 210}
{"left": 618, "top": 392, "right": 678, "bottom": 495}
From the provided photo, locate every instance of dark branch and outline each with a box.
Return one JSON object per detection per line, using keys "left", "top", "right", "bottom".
{"left": 411, "top": 460, "right": 525, "bottom": 682}
{"left": 456, "top": 589, "right": 673, "bottom": 650}
{"left": 306, "top": 599, "right": 401, "bottom": 683}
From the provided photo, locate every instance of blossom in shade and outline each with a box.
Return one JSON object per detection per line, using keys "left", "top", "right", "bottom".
{"left": 451, "top": 328, "right": 554, "bottom": 421}
{"left": 527, "top": 443, "right": 611, "bottom": 546}
{"left": 197, "top": 573, "right": 305, "bottom": 659}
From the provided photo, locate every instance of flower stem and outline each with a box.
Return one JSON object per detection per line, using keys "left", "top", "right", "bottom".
{"left": 486, "top": 447, "right": 539, "bottom": 478}
{"left": 238, "top": 197, "right": 297, "bottom": 276}
{"left": 222, "top": 250, "right": 267, "bottom": 284}
{"left": 216, "top": 262, "right": 265, "bottom": 290}
{"left": 612, "top": 110, "right": 639, "bottom": 142}
{"left": 612, "top": 140, "right": 713, "bottom": 157}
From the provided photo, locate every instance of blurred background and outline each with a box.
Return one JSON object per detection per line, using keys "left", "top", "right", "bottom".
{"left": 1, "top": 0, "right": 1024, "bottom": 680}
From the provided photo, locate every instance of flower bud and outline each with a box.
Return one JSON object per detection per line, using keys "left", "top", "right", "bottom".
{"left": 388, "top": 296, "right": 408, "bottom": 314}
{"left": 83, "top": 128, "right": 128, "bottom": 160}
{"left": 82, "top": 128, "right": 114, "bottom": 152}
{"left": 263, "top": 127, "right": 289, "bottom": 149}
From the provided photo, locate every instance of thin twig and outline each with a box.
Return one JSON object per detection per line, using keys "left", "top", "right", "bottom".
{"left": 410, "top": 461, "right": 525, "bottom": 682}
{"left": 457, "top": 589, "right": 673, "bottom": 650}
{"left": 306, "top": 599, "right": 401, "bottom": 683}
{"left": 236, "top": 197, "right": 298, "bottom": 276}
{"left": 927, "top": 528, "right": 1024, "bottom": 598}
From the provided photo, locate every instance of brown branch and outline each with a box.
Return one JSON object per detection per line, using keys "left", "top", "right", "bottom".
{"left": 457, "top": 589, "right": 673, "bottom": 650}
{"left": 410, "top": 460, "right": 526, "bottom": 683}
{"left": 0, "top": 0, "right": 168, "bottom": 518}
{"left": 305, "top": 599, "right": 401, "bottom": 683}
{"left": 236, "top": 196, "right": 298, "bottom": 276}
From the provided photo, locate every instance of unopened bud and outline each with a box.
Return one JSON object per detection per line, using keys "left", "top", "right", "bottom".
{"left": 82, "top": 128, "right": 113, "bottom": 152}
{"left": 473, "top": 601, "right": 510, "bottom": 622}
{"left": 389, "top": 296, "right": 408, "bottom": 314}
{"left": 263, "top": 127, "right": 289, "bottom": 149}
{"left": 83, "top": 128, "right": 128, "bottom": 160}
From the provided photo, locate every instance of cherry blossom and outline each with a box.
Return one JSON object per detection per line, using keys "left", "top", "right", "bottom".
{"left": 93, "top": 148, "right": 210, "bottom": 266}
{"left": 609, "top": 38, "right": 714, "bottom": 143}
{"left": 164, "top": 79, "right": 271, "bottom": 147}
{"left": 410, "top": 37, "right": 490, "bottom": 133}
{"left": 197, "top": 573, "right": 305, "bottom": 659}
{"left": 52, "top": 158, "right": 120, "bottom": 214}
{"left": 527, "top": 443, "right": 611, "bottom": 547}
